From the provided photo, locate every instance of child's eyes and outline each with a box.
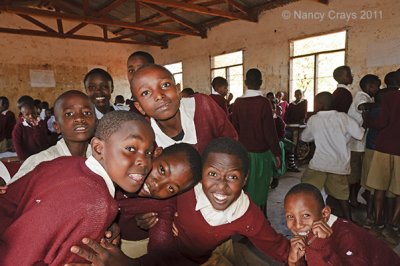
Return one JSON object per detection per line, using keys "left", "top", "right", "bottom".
{"left": 302, "top": 214, "right": 311, "bottom": 218}
{"left": 167, "top": 185, "right": 175, "bottom": 193}
{"left": 145, "top": 151, "right": 153, "bottom": 157}
{"left": 159, "top": 165, "right": 165, "bottom": 175}
{"left": 286, "top": 215, "right": 294, "bottom": 220}
{"left": 227, "top": 175, "right": 238, "bottom": 181}
{"left": 83, "top": 111, "right": 92, "bottom": 116}
{"left": 65, "top": 112, "right": 73, "bottom": 117}
{"left": 128, "top": 69, "right": 134, "bottom": 74}
{"left": 125, "top": 146, "right": 136, "bottom": 152}
{"left": 161, "top": 82, "right": 171, "bottom": 88}
{"left": 208, "top": 171, "right": 217, "bottom": 177}
{"left": 141, "top": 90, "right": 150, "bottom": 97}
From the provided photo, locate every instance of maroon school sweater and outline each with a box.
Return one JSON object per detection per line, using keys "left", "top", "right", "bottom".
{"left": 0, "top": 111, "right": 16, "bottom": 141}
{"left": 231, "top": 96, "right": 280, "bottom": 155}
{"left": 116, "top": 189, "right": 176, "bottom": 253}
{"left": 209, "top": 94, "right": 228, "bottom": 115}
{"left": 0, "top": 156, "right": 118, "bottom": 266}
{"left": 284, "top": 100, "right": 308, "bottom": 124}
{"left": 332, "top": 87, "right": 353, "bottom": 113}
{"left": 368, "top": 89, "right": 400, "bottom": 156}
{"left": 11, "top": 120, "right": 49, "bottom": 160}
{"left": 193, "top": 94, "right": 238, "bottom": 154}
{"left": 300, "top": 218, "right": 400, "bottom": 266}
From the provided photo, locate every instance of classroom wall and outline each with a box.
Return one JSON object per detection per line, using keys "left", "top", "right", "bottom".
{"left": 0, "top": 13, "right": 140, "bottom": 115}
{"left": 148, "top": 0, "right": 400, "bottom": 100}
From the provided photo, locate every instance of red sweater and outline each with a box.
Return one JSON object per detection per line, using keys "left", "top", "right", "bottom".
{"left": 11, "top": 120, "right": 50, "bottom": 160}
{"left": 116, "top": 189, "right": 176, "bottom": 253}
{"left": 284, "top": 100, "right": 307, "bottom": 124}
{"left": 209, "top": 94, "right": 228, "bottom": 115}
{"left": 368, "top": 90, "right": 400, "bottom": 156}
{"left": 231, "top": 96, "right": 281, "bottom": 155}
{"left": 193, "top": 94, "right": 238, "bottom": 154}
{"left": 332, "top": 87, "right": 353, "bottom": 113}
{"left": 0, "top": 157, "right": 118, "bottom": 266}
{"left": 301, "top": 218, "right": 400, "bottom": 265}
{"left": 0, "top": 111, "right": 16, "bottom": 141}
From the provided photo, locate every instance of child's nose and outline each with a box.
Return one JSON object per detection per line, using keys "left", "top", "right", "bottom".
{"left": 153, "top": 89, "right": 164, "bottom": 101}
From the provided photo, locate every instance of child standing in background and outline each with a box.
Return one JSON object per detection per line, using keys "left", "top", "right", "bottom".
{"left": 0, "top": 96, "right": 16, "bottom": 152}
{"left": 276, "top": 91, "right": 289, "bottom": 118}
{"left": 210, "top": 76, "right": 231, "bottom": 115}
{"left": 331, "top": 65, "right": 353, "bottom": 113}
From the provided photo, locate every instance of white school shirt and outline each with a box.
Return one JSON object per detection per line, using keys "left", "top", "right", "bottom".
{"left": 0, "top": 161, "right": 11, "bottom": 184}
{"left": 300, "top": 110, "right": 365, "bottom": 175}
{"left": 10, "top": 138, "right": 92, "bottom": 184}
{"left": 194, "top": 183, "right": 250, "bottom": 226}
{"left": 347, "top": 91, "right": 372, "bottom": 152}
{"left": 85, "top": 155, "right": 115, "bottom": 197}
{"left": 150, "top": 97, "right": 197, "bottom": 148}
{"left": 239, "top": 89, "right": 263, "bottom": 98}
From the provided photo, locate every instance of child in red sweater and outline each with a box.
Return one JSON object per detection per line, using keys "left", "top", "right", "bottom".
{"left": 0, "top": 96, "right": 16, "bottom": 152}
{"left": 12, "top": 99, "right": 50, "bottom": 160}
{"left": 209, "top": 76, "right": 230, "bottom": 115}
{"left": 0, "top": 111, "right": 156, "bottom": 266}
{"left": 285, "top": 183, "right": 400, "bottom": 266}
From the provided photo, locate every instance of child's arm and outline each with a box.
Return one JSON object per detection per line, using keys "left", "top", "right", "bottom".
{"left": 11, "top": 123, "right": 28, "bottom": 160}
{"left": 299, "top": 118, "right": 314, "bottom": 142}
{"left": 358, "top": 102, "right": 378, "bottom": 112}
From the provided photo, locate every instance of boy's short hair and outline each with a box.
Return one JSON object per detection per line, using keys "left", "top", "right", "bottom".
{"left": 127, "top": 51, "right": 155, "bottom": 64}
{"left": 134, "top": 64, "right": 176, "bottom": 83}
{"left": 315, "top": 91, "right": 333, "bottom": 110}
{"left": 115, "top": 95, "right": 125, "bottom": 103}
{"left": 202, "top": 137, "right": 249, "bottom": 176}
{"left": 359, "top": 74, "right": 381, "bottom": 91}
{"left": 211, "top": 77, "right": 228, "bottom": 89}
{"left": 53, "top": 90, "right": 94, "bottom": 121}
{"left": 162, "top": 143, "right": 202, "bottom": 186}
{"left": 266, "top": 92, "right": 274, "bottom": 98}
{"left": 0, "top": 96, "right": 9, "bottom": 109}
{"left": 285, "top": 183, "right": 325, "bottom": 211}
{"left": 181, "top": 88, "right": 195, "bottom": 96}
{"left": 95, "top": 110, "right": 149, "bottom": 141}
{"left": 333, "top": 65, "right": 351, "bottom": 82}
{"left": 84, "top": 68, "right": 114, "bottom": 88}
{"left": 19, "top": 97, "right": 35, "bottom": 110}
{"left": 17, "top": 95, "right": 34, "bottom": 110}
{"left": 245, "top": 68, "right": 262, "bottom": 89}
{"left": 384, "top": 71, "right": 398, "bottom": 88}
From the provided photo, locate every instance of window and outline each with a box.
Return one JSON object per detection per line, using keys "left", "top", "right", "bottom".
{"left": 164, "top": 62, "right": 183, "bottom": 89}
{"left": 211, "top": 51, "right": 243, "bottom": 101}
{"left": 289, "top": 31, "right": 347, "bottom": 111}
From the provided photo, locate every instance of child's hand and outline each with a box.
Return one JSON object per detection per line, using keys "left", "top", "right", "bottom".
{"left": 288, "top": 235, "right": 306, "bottom": 265}
{"left": 0, "top": 185, "right": 7, "bottom": 194}
{"left": 104, "top": 222, "right": 120, "bottom": 245}
{"left": 311, "top": 219, "right": 332, "bottom": 240}
{"left": 274, "top": 156, "right": 281, "bottom": 169}
{"left": 135, "top": 212, "right": 158, "bottom": 230}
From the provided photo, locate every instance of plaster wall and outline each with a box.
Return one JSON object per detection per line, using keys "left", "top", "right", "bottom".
{"left": 0, "top": 13, "right": 140, "bottom": 115}
{"left": 149, "top": 0, "right": 400, "bottom": 100}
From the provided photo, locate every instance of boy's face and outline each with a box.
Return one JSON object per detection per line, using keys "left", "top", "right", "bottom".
{"left": 284, "top": 192, "right": 330, "bottom": 236}
{"left": 53, "top": 94, "right": 96, "bottom": 143}
{"left": 85, "top": 73, "right": 113, "bottom": 110}
{"left": 366, "top": 82, "right": 380, "bottom": 97}
{"left": 342, "top": 70, "right": 354, "bottom": 85}
{"left": 294, "top": 91, "right": 302, "bottom": 101}
{"left": 138, "top": 151, "right": 193, "bottom": 199}
{"left": 216, "top": 84, "right": 228, "bottom": 97}
{"left": 93, "top": 120, "right": 155, "bottom": 193}
{"left": 21, "top": 106, "right": 38, "bottom": 125}
{"left": 127, "top": 56, "right": 149, "bottom": 82}
{"left": 130, "top": 66, "right": 181, "bottom": 121}
{"left": 201, "top": 152, "right": 246, "bottom": 211}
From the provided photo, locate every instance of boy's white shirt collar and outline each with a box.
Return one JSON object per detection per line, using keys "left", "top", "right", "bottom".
{"left": 326, "top": 214, "right": 338, "bottom": 227}
{"left": 0, "top": 162, "right": 11, "bottom": 184}
{"left": 211, "top": 88, "right": 221, "bottom": 95}
{"left": 85, "top": 155, "right": 115, "bottom": 197}
{"left": 95, "top": 107, "right": 104, "bottom": 119}
{"left": 240, "top": 89, "right": 263, "bottom": 98}
{"left": 22, "top": 117, "right": 40, "bottom": 127}
{"left": 194, "top": 183, "right": 250, "bottom": 226}
{"left": 1, "top": 109, "right": 9, "bottom": 115}
{"left": 337, "top": 84, "right": 352, "bottom": 91}
{"left": 150, "top": 97, "right": 197, "bottom": 148}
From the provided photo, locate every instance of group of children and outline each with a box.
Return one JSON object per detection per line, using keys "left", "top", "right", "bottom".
{"left": 0, "top": 51, "right": 399, "bottom": 265}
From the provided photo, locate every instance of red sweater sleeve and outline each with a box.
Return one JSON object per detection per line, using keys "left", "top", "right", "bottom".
{"left": 11, "top": 122, "right": 27, "bottom": 160}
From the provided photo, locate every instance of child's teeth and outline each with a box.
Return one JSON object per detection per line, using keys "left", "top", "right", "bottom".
{"left": 298, "top": 231, "right": 309, "bottom": 236}
{"left": 214, "top": 193, "right": 227, "bottom": 201}
{"left": 96, "top": 97, "right": 105, "bottom": 100}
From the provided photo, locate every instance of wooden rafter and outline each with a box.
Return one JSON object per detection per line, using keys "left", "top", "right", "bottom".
{"left": 0, "top": 5, "right": 202, "bottom": 37}
{"left": 17, "top": 14, "right": 56, "bottom": 33}
{"left": 138, "top": 0, "right": 257, "bottom": 22}
{"left": 140, "top": 2, "right": 206, "bottom": 37}
{"left": 223, "top": 0, "right": 249, "bottom": 15}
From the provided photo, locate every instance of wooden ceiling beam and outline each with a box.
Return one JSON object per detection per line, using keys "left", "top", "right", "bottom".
{"left": 0, "top": 26, "right": 163, "bottom": 46}
{"left": 0, "top": 5, "right": 202, "bottom": 36}
{"left": 140, "top": 2, "right": 206, "bottom": 37}
{"left": 138, "top": 0, "right": 257, "bottom": 22}
{"left": 17, "top": 14, "right": 56, "bottom": 33}
{"left": 223, "top": 0, "right": 249, "bottom": 15}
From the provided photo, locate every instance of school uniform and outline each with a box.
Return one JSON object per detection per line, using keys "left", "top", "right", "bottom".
{"left": 284, "top": 99, "right": 307, "bottom": 124}
{"left": 366, "top": 89, "right": 400, "bottom": 195}
{"left": 300, "top": 215, "right": 400, "bottom": 266}
{"left": 94, "top": 105, "right": 115, "bottom": 119}
{"left": 11, "top": 119, "right": 50, "bottom": 160}
{"left": 278, "top": 100, "right": 289, "bottom": 119}
{"left": 300, "top": 110, "right": 364, "bottom": 200}
{"left": 347, "top": 91, "right": 371, "bottom": 184}
{"left": 209, "top": 90, "right": 228, "bottom": 115}
{"left": 117, "top": 190, "right": 177, "bottom": 258}
{"left": 113, "top": 103, "right": 130, "bottom": 111}
{"left": 332, "top": 84, "right": 353, "bottom": 113}
{"left": 0, "top": 109, "right": 16, "bottom": 152}
{"left": 231, "top": 90, "right": 280, "bottom": 206}
{"left": 10, "top": 138, "right": 92, "bottom": 184}
{"left": 0, "top": 156, "right": 118, "bottom": 266}
{"left": 150, "top": 93, "right": 238, "bottom": 154}
{"left": 139, "top": 183, "right": 289, "bottom": 265}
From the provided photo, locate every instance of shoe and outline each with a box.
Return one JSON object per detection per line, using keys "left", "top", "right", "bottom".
{"left": 382, "top": 225, "right": 399, "bottom": 245}
{"left": 270, "top": 178, "right": 279, "bottom": 189}
{"left": 287, "top": 166, "right": 300, "bottom": 173}
{"left": 362, "top": 217, "right": 374, "bottom": 229}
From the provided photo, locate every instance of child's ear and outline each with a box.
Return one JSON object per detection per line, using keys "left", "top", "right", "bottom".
{"left": 134, "top": 101, "right": 146, "bottom": 116}
{"left": 242, "top": 176, "right": 248, "bottom": 188}
{"left": 53, "top": 121, "right": 61, "bottom": 134}
{"left": 321, "top": 205, "right": 331, "bottom": 222}
{"left": 91, "top": 137, "right": 104, "bottom": 160}
{"left": 153, "top": 146, "right": 163, "bottom": 158}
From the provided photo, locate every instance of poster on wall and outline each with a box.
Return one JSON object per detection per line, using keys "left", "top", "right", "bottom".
{"left": 30, "top": 69, "right": 56, "bottom": 87}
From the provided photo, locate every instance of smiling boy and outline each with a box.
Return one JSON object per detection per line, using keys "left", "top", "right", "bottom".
{"left": 0, "top": 111, "right": 155, "bottom": 265}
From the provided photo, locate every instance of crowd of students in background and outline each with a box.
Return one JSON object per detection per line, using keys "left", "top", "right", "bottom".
{"left": 0, "top": 50, "right": 399, "bottom": 265}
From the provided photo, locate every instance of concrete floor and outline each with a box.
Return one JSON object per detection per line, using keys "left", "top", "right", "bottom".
{"left": 232, "top": 164, "right": 400, "bottom": 265}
